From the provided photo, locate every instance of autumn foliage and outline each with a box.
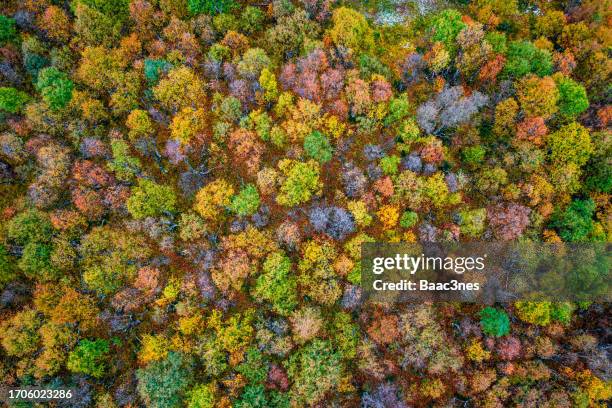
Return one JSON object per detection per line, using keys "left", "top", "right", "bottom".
{"left": 0, "top": 0, "right": 610, "bottom": 407}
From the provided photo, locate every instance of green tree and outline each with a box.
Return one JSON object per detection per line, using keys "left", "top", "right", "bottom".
{"left": 7, "top": 209, "right": 53, "bottom": 245}
{"left": 0, "top": 15, "right": 16, "bottom": 44}
{"left": 229, "top": 184, "right": 260, "bottom": 217}
{"left": 555, "top": 76, "right": 589, "bottom": 119}
{"left": 19, "top": 242, "right": 59, "bottom": 281}
{"left": 285, "top": 339, "right": 343, "bottom": 406}
{"left": 144, "top": 59, "right": 172, "bottom": 85}
{"left": 0, "top": 244, "right": 16, "bottom": 288}
{"left": 515, "top": 302, "right": 574, "bottom": 326}
{"left": 236, "top": 347, "right": 267, "bottom": 384}
{"left": 330, "top": 312, "right": 359, "bottom": 359}
{"left": 237, "top": 48, "right": 271, "bottom": 79}
{"left": 359, "top": 54, "right": 392, "bottom": 81}
{"left": 479, "top": 307, "right": 510, "bottom": 337}
{"left": 503, "top": 41, "right": 553, "bottom": 78}
{"left": 303, "top": 131, "right": 333, "bottom": 164}
{"left": 550, "top": 302, "right": 574, "bottom": 324}
{"left": 188, "top": 0, "right": 236, "bottom": 15}
{"left": 550, "top": 198, "right": 595, "bottom": 242}
{"left": 36, "top": 67, "right": 74, "bottom": 110}
{"left": 0, "top": 87, "right": 30, "bottom": 114}
{"left": 380, "top": 155, "right": 401, "bottom": 175}
{"left": 269, "top": 392, "right": 291, "bottom": 408}
{"left": 74, "top": 3, "right": 122, "bottom": 47}
{"left": 108, "top": 139, "right": 142, "bottom": 181}
{"left": 584, "top": 159, "right": 612, "bottom": 193}
{"left": 208, "top": 44, "right": 232, "bottom": 63}
{"left": 219, "top": 96, "right": 242, "bottom": 122}
{"left": 83, "top": 261, "right": 134, "bottom": 295}
{"left": 67, "top": 339, "right": 110, "bottom": 378}
{"left": 239, "top": 7, "right": 265, "bottom": 34}
{"left": 244, "top": 110, "right": 272, "bottom": 141}
{"left": 127, "top": 179, "right": 177, "bottom": 219}
{"left": 276, "top": 160, "right": 322, "bottom": 207}
{"left": 384, "top": 96, "right": 410, "bottom": 126}
{"left": 399, "top": 211, "right": 418, "bottom": 229}
{"left": 235, "top": 384, "right": 268, "bottom": 408}
{"left": 426, "top": 9, "right": 466, "bottom": 53}
{"left": 136, "top": 352, "right": 194, "bottom": 408}
{"left": 76, "top": 0, "right": 130, "bottom": 21}
{"left": 253, "top": 251, "right": 297, "bottom": 315}
{"left": 187, "top": 383, "right": 216, "bottom": 408}
{"left": 485, "top": 31, "right": 507, "bottom": 54}
{"left": 462, "top": 145, "right": 486, "bottom": 166}
{"left": 583, "top": 132, "right": 612, "bottom": 193}
{"left": 458, "top": 208, "right": 486, "bottom": 237}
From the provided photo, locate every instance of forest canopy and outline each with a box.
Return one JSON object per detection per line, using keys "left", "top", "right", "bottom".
{"left": 0, "top": 0, "right": 610, "bottom": 407}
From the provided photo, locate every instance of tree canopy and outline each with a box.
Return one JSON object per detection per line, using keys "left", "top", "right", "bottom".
{"left": 0, "top": 1, "right": 610, "bottom": 407}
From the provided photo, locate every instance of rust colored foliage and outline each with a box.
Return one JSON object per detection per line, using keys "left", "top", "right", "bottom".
{"left": 39, "top": 6, "right": 71, "bottom": 42}
{"left": 228, "top": 128, "right": 264, "bottom": 177}
{"left": 516, "top": 117, "right": 548, "bottom": 145}
{"left": 487, "top": 203, "right": 531, "bottom": 241}
{"left": 478, "top": 54, "right": 505, "bottom": 82}
{"left": 367, "top": 312, "right": 400, "bottom": 345}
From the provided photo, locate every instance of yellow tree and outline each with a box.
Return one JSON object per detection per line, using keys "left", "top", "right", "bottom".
{"left": 153, "top": 66, "right": 206, "bottom": 113}
{"left": 194, "top": 179, "right": 235, "bottom": 221}
{"left": 170, "top": 107, "right": 207, "bottom": 145}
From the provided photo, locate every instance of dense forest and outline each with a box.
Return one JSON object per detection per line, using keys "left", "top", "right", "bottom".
{"left": 0, "top": 0, "right": 610, "bottom": 406}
